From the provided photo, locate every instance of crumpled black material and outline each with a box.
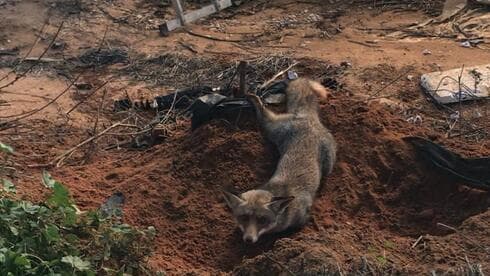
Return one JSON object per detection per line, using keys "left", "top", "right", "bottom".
{"left": 403, "top": 136, "right": 490, "bottom": 191}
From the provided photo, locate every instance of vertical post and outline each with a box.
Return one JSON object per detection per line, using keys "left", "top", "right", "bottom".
{"left": 237, "top": 61, "right": 248, "bottom": 97}
{"left": 171, "top": 0, "right": 186, "bottom": 25}
{"left": 211, "top": 0, "right": 221, "bottom": 11}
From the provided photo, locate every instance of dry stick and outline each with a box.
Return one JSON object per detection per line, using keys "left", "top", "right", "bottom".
{"left": 0, "top": 24, "right": 109, "bottom": 128}
{"left": 347, "top": 39, "right": 381, "bottom": 48}
{"left": 185, "top": 29, "right": 260, "bottom": 43}
{"left": 264, "top": 253, "right": 296, "bottom": 276}
{"left": 0, "top": 74, "right": 82, "bottom": 125}
{"left": 436, "top": 222, "right": 487, "bottom": 251}
{"left": 0, "top": 21, "right": 65, "bottom": 91}
{"left": 0, "top": 20, "right": 49, "bottom": 83}
{"left": 91, "top": 88, "right": 107, "bottom": 139}
{"left": 259, "top": 62, "right": 299, "bottom": 90}
{"left": 97, "top": 25, "right": 109, "bottom": 52}
{"left": 367, "top": 67, "right": 414, "bottom": 100}
{"left": 411, "top": 235, "right": 424, "bottom": 248}
{"left": 82, "top": 88, "right": 108, "bottom": 164}
{"left": 159, "top": 89, "right": 180, "bottom": 126}
{"left": 52, "top": 120, "right": 127, "bottom": 167}
{"left": 177, "top": 41, "right": 198, "bottom": 53}
{"left": 66, "top": 78, "right": 112, "bottom": 115}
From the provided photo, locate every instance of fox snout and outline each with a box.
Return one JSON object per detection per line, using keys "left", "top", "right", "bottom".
{"left": 242, "top": 225, "right": 259, "bottom": 244}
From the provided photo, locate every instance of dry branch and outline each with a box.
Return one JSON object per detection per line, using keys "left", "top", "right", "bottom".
{"left": 0, "top": 21, "right": 65, "bottom": 91}
{"left": 52, "top": 120, "right": 128, "bottom": 167}
{"left": 259, "top": 62, "right": 299, "bottom": 90}
{"left": 0, "top": 20, "right": 49, "bottom": 83}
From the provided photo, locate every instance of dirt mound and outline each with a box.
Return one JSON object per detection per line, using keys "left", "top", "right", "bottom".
{"left": 46, "top": 93, "right": 489, "bottom": 274}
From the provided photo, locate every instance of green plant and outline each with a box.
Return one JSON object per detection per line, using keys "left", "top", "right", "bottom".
{"left": 0, "top": 143, "right": 155, "bottom": 275}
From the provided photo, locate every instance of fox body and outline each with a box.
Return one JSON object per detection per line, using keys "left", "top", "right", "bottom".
{"left": 223, "top": 78, "right": 336, "bottom": 243}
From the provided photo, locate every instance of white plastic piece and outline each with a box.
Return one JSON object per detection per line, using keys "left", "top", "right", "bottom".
{"left": 420, "top": 64, "right": 490, "bottom": 104}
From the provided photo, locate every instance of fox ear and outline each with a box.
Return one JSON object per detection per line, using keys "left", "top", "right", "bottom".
{"left": 222, "top": 191, "right": 244, "bottom": 211}
{"left": 267, "top": 196, "right": 294, "bottom": 214}
{"left": 309, "top": 80, "right": 328, "bottom": 99}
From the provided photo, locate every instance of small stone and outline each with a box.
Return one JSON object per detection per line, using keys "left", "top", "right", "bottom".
{"left": 340, "top": 61, "right": 352, "bottom": 68}
{"left": 407, "top": 75, "right": 414, "bottom": 81}
{"left": 422, "top": 49, "right": 432, "bottom": 55}
{"left": 460, "top": 41, "right": 472, "bottom": 48}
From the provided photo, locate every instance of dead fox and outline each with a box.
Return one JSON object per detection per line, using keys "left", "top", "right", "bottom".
{"left": 223, "top": 78, "right": 336, "bottom": 243}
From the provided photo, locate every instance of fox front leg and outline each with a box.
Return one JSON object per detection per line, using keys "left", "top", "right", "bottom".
{"left": 246, "top": 94, "right": 280, "bottom": 125}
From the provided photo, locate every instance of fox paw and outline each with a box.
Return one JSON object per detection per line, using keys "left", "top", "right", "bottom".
{"left": 245, "top": 93, "right": 263, "bottom": 107}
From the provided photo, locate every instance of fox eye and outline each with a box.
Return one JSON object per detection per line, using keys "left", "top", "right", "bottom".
{"left": 237, "top": 215, "right": 249, "bottom": 222}
{"left": 257, "top": 216, "right": 269, "bottom": 225}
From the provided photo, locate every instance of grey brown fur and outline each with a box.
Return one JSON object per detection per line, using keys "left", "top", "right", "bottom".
{"left": 223, "top": 78, "right": 337, "bottom": 243}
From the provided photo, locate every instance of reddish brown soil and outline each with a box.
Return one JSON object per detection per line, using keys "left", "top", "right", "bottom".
{"left": 1, "top": 0, "right": 489, "bottom": 274}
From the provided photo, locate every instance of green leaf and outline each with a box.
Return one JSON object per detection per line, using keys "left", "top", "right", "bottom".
{"left": 47, "top": 182, "right": 73, "bottom": 208}
{"left": 42, "top": 171, "right": 57, "bottom": 189}
{"left": 2, "top": 179, "right": 16, "bottom": 193}
{"left": 14, "top": 255, "right": 31, "bottom": 268}
{"left": 376, "top": 255, "right": 387, "bottom": 266}
{"left": 65, "top": 234, "right": 79, "bottom": 244}
{"left": 44, "top": 224, "right": 60, "bottom": 242}
{"left": 61, "top": 256, "right": 91, "bottom": 271}
{"left": 0, "top": 142, "right": 13, "bottom": 154}
{"left": 20, "top": 202, "right": 40, "bottom": 214}
{"left": 63, "top": 206, "right": 77, "bottom": 226}
{"left": 9, "top": 226, "right": 18, "bottom": 236}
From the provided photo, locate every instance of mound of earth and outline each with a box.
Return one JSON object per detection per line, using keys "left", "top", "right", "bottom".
{"left": 49, "top": 93, "right": 489, "bottom": 274}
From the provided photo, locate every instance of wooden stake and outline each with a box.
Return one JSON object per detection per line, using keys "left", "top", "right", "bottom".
{"left": 171, "top": 0, "right": 185, "bottom": 25}
{"left": 237, "top": 61, "right": 248, "bottom": 97}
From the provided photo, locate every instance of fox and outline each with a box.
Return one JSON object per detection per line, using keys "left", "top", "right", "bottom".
{"left": 223, "top": 77, "right": 337, "bottom": 243}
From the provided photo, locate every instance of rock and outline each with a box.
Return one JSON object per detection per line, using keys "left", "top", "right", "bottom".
{"left": 420, "top": 64, "right": 489, "bottom": 104}
{"left": 460, "top": 41, "right": 472, "bottom": 48}
{"left": 422, "top": 49, "right": 432, "bottom": 55}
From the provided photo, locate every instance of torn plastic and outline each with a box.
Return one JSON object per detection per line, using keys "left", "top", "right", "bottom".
{"left": 113, "top": 86, "right": 213, "bottom": 111}
{"left": 113, "top": 70, "right": 297, "bottom": 130}
{"left": 404, "top": 136, "right": 490, "bottom": 191}
{"left": 99, "top": 192, "right": 125, "bottom": 218}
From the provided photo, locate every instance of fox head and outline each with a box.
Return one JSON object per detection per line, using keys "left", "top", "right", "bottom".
{"left": 223, "top": 190, "right": 294, "bottom": 243}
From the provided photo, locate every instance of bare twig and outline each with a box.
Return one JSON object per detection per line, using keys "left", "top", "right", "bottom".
{"left": 0, "top": 20, "right": 49, "bottom": 83}
{"left": 437, "top": 222, "right": 457, "bottom": 232}
{"left": 347, "top": 39, "right": 381, "bottom": 48}
{"left": 66, "top": 78, "right": 112, "bottom": 115}
{"left": 411, "top": 235, "right": 424, "bottom": 248}
{"left": 259, "top": 61, "right": 299, "bottom": 90}
{"left": 82, "top": 88, "right": 108, "bottom": 164}
{"left": 185, "top": 29, "right": 261, "bottom": 43}
{"left": 264, "top": 253, "right": 296, "bottom": 276}
{"left": 52, "top": 120, "right": 128, "bottom": 167}
{"left": 367, "top": 66, "right": 414, "bottom": 100}
{"left": 437, "top": 222, "right": 487, "bottom": 251}
{"left": 177, "top": 41, "right": 198, "bottom": 53}
{"left": 0, "top": 21, "right": 65, "bottom": 91}
{"left": 0, "top": 74, "right": 82, "bottom": 128}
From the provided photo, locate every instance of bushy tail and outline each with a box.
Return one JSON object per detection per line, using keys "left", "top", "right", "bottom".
{"left": 286, "top": 78, "right": 328, "bottom": 113}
